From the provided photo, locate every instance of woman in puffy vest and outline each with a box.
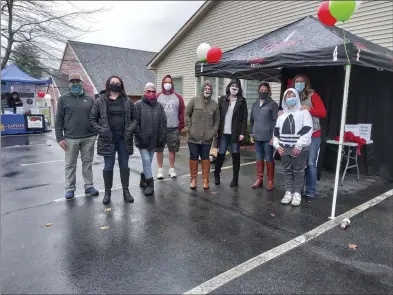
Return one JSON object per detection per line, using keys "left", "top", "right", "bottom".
{"left": 292, "top": 74, "right": 326, "bottom": 202}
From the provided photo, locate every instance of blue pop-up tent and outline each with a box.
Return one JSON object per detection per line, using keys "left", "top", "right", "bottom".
{"left": 1, "top": 64, "right": 52, "bottom": 84}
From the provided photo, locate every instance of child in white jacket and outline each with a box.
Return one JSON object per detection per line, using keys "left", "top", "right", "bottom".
{"left": 273, "top": 88, "right": 313, "bottom": 206}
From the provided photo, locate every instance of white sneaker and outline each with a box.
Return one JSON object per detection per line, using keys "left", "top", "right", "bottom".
{"left": 157, "top": 168, "right": 164, "bottom": 180}
{"left": 291, "top": 192, "right": 302, "bottom": 206}
{"left": 281, "top": 191, "right": 293, "bottom": 204}
{"left": 168, "top": 168, "right": 177, "bottom": 178}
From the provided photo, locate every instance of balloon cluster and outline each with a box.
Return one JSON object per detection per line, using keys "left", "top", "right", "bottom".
{"left": 318, "top": 0, "right": 361, "bottom": 26}
{"left": 196, "top": 43, "right": 222, "bottom": 63}
{"left": 37, "top": 90, "right": 46, "bottom": 99}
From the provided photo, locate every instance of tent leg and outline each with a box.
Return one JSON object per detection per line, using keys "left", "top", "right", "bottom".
{"left": 330, "top": 64, "right": 352, "bottom": 220}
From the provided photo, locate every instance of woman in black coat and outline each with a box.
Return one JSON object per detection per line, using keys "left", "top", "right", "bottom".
{"left": 134, "top": 82, "right": 167, "bottom": 196}
{"left": 214, "top": 78, "right": 248, "bottom": 187}
{"left": 90, "top": 76, "right": 137, "bottom": 205}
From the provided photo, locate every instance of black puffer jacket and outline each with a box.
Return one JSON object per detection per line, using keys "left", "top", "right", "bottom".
{"left": 89, "top": 93, "right": 137, "bottom": 156}
{"left": 134, "top": 97, "right": 167, "bottom": 150}
{"left": 218, "top": 79, "right": 248, "bottom": 143}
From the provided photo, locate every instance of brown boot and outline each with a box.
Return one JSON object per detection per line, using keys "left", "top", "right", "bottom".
{"left": 252, "top": 160, "right": 264, "bottom": 189}
{"left": 267, "top": 161, "right": 275, "bottom": 191}
{"left": 201, "top": 159, "right": 210, "bottom": 189}
{"left": 189, "top": 159, "right": 198, "bottom": 189}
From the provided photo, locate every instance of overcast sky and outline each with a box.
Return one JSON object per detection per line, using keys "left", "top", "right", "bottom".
{"left": 65, "top": 1, "right": 205, "bottom": 53}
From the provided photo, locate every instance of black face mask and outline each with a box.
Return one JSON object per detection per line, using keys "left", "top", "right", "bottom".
{"left": 259, "top": 92, "right": 269, "bottom": 100}
{"left": 109, "top": 83, "right": 122, "bottom": 93}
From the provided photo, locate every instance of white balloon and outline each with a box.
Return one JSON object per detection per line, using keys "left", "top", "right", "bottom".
{"left": 355, "top": 1, "right": 362, "bottom": 12}
{"left": 44, "top": 93, "right": 52, "bottom": 100}
{"left": 196, "top": 43, "right": 211, "bottom": 61}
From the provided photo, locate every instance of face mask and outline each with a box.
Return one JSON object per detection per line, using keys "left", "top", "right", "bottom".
{"left": 294, "top": 82, "right": 305, "bottom": 93}
{"left": 203, "top": 90, "right": 211, "bottom": 98}
{"left": 109, "top": 83, "right": 122, "bottom": 93}
{"left": 259, "top": 92, "right": 269, "bottom": 100}
{"left": 286, "top": 97, "right": 297, "bottom": 107}
{"left": 145, "top": 92, "right": 156, "bottom": 101}
{"left": 164, "top": 83, "right": 172, "bottom": 91}
{"left": 70, "top": 83, "right": 83, "bottom": 96}
{"left": 230, "top": 87, "right": 239, "bottom": 96}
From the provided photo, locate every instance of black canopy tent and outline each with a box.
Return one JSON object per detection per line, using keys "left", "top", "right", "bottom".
{"left": 195, "top": 16, "right": 393, "bottom": 218}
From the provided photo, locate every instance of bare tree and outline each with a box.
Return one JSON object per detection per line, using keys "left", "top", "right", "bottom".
{"left": 1, "top": 0, "right": 106, "bottom": 70}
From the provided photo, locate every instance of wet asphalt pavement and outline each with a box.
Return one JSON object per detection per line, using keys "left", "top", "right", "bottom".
{"left": 1, "top": 133, "right": 393, "bottom": 294}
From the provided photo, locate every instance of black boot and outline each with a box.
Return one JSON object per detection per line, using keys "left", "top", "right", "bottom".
{"left": 230, "top": 153, "right": 241, "bottom": 187}
{"left": 139, "top": 172, "right": 147, "bottom": 189}
{"left": 144, "top": 178, "right": 154, "bottom": 196}
{"left": 103, "top": 170, "right": 113, "bottom": 205}
{"left": 120, "top": 168, "right": 134, "bottom": 203}
{"left": 214, "top": 153, "right": 225, "bottom": 185}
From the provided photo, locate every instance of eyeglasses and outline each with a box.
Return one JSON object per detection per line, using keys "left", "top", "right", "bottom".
{"left": 146, "top": 90, "right": 156, "bottom": 93}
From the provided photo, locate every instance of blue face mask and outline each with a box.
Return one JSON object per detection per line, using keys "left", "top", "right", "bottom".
{"left": 286, "top": 97, "right": 297, "bottom": 107}
{"left": 70, "top": 83, "right": 84, "bottom": 96}
{"left": 295, "top": 82, "right": 305, "bottom": 93}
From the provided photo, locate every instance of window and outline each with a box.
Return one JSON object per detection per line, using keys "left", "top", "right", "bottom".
{"left": 244, "top": 79, "right": 261, "bottom": 117}
{"left": 172, "top": 77, "right": 183, "bottom": 96}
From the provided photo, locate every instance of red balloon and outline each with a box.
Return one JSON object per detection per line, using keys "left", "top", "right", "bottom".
{"left": 317, "top": 1, "right": 337, "bottom": 26}
{"left": 37, "top": 91, "right": 46, "bottom": 98}
{"left": 207, "top": 47, "right": 222, "bottom": 63}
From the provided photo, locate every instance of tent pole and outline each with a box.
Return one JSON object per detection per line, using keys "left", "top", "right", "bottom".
{"left": 330, "top": 64, "right": 352, "bottom": 219}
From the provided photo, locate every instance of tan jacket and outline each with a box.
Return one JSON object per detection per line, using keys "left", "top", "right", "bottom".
{"left": 185, "top": 96, "right": 220, "bottom": 145}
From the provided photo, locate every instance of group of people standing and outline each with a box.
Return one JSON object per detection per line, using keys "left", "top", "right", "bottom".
{"left": 55, "top": 72, "right": 325, "bottom": 207}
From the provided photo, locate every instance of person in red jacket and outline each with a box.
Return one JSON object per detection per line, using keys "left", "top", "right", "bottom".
{"left": 156, "top": 75, "right": 185, "bottom": 179}
{"left": 292, "top": 74, "right": 326, "bottom": 202}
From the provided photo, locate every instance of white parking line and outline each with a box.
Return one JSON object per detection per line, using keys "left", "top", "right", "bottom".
{"left": 20, "top": 160, "right": 65, "bottom": 166}
{"left": 53, "top": 161, "right": 257, "bottom": 203}
{"left": 183, "top": 189, "right": 393, "bottom": 294}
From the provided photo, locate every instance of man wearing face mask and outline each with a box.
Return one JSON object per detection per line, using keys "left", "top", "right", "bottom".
{"left": 156, "top": 75, "right": 185, "bottom": 180}
{"left": 55, "top": 73, "right": 99, "bottom": 200}
{"left": 185, "top": 80, "right": 220, "bottom": 189}
{"left": 214, "top": 78, "right": 248, "bottom": 187}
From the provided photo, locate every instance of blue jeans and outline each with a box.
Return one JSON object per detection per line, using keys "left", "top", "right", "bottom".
{"left": 254, "top": 140, "right": 273, "bottom": 162}
{"left": 139, "top": 149, "right": 155, "bottom": 179}
{"left": 305, "top": 137, "right": 321, "bottom": 197}
{"left": 218, "top": 134, "right": 240, "bottom": 154}
{"left": 103, "top": 137, "right": 129, "bottom": 171}
{"left": 188, "top": 142, "right": 211, "bottom": 160}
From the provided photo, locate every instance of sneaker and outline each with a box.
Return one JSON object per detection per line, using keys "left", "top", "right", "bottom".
{"left": 281, "top": 191, "right": 293, "bottom": 204}
{"left": 85, "top": 187, "right": 99, "bottom": 196}
{"left": 157, "top": 168, "right": 164, "bottom": 180}
{"left": 168, "top": 168, "right": 177, "bottom": 178}
{"left": 65, "top": 191, "right": 75, "bottom": 200}
{"left": 291, "top": 192, "right": 302, "bottom": 206}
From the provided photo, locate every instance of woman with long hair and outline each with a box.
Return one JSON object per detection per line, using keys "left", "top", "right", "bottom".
{"left": 291, "top": 74, "right": 326, "bottom": 202}
{"left": 90, "top": 75, "right": 137, "bottom": 205}
{"left": 214, "top": 78, "right": 248, "bottom": 187}
{"left": 250, "top": 81, "right": 279, "bottom": 190}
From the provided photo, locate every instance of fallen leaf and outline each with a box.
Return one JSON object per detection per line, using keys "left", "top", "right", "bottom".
{"left": 45, "top": 223, "right": 53, "bottom": 227}
{"left": 348, "top": 243, "right": 358, "bottom": 250}
{"left": 104, "top": 208, "right": 112, "bottom": 212}
{"left": 211, "top": 192, "right": 217, "bottom": 195}
{"left": 270, "top": 213, "right": 276, "bottom": 217}
{"left": 100, "top": 226, "right": 109, "bottom": 230}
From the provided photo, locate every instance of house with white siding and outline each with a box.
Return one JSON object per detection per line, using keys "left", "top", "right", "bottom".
{"left": 147, "top": 0, "right": 393, "bottom": 110}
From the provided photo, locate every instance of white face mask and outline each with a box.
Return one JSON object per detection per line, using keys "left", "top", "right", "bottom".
{"left": 203, "top": 90, "right": 211, "bottom": 98}
{"left": 230, "top": 87, "right": 239, "bottom": 96}
{"left": 164, "top": 83, "right": 172, "bottom": 91}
